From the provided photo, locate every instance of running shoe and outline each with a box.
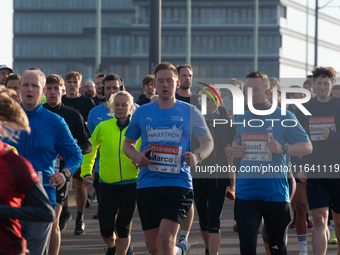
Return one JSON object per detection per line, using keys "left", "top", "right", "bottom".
{"left": 177, "top": 240, "right": 191, "bottom": 255}
{"left": 74, "top": 220, "right": 85, "bottom": 235}
{"left": 289, "top": 222, "right": 296, "bottom": 229}
{"left": 59, "top": 211, "right": 72, "bottom": 232}
{"left": 104, "top": 246, "right": 116, "bottom": 255}
{"left": 329, "top": 236, "right": 338, "bottom": 244}
{"left": 126, "top": 243, "right": 134, "bottom": 255}
{"left": 178, "top": 235, "right": 186, "bottom": 244}
{"left": 298, "top": 248, "right": 308, "bottom": 255}
{"left": 226, "top": 190, "right": 235, "bottom": 200}
{"left": 93, "top": 212, "right": 99, "bottom": 219}
{"left": 307, "top": 218, "right": 313, "bottom": 229}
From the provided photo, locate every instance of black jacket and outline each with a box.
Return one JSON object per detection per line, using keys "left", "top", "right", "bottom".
{"left": 192, "top": 106, "right": 236, "bottom": 188}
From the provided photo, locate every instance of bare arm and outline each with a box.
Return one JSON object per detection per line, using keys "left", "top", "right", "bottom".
{"left": 123, "top": 137, "right": 152, "bottom": 167}
{"left": 184, "top": 132, "right": 214, "bottom": 166}
{"left": 266, "top": 135, "right": 312, "bottom": 156}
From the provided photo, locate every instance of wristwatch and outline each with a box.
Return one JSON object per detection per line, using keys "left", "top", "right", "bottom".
{"left": 196, "top": 152, "right": 204, "bottom": 163}
{"left": 281, "top": 144, "right": 288, "bottom": 154}
{"left": 61, "top": 171, "right": 70, "bottom": 180}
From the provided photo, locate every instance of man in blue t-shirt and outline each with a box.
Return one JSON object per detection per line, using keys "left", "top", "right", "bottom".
{"left": 296, "top": 66, "right": 340, "bottom": 255}
{"left": 231, "top": 71, "right": 312, "bottom": 255}
{"left": 123, "top": 62, "right": 213, "bottom": 255}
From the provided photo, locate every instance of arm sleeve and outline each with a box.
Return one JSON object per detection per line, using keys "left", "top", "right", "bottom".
{"left": 56, "top": 118, "right": 83, "bottom": 175}
{"left": 80, "top": 124, "right": 101, "bottom": 179}
{"left": 191, "top": 106, "right": 209, "bottom": 137}
{"left": 233, "top": 115, "right": 242, "bottom": 141}
{"left": 87, "top": 110, "right": 95, "bottom": 134}
{"left": 0, "top": 183, "right": 55, "bottom": 222}
{"left": 125, "top": 108, "right": 141, "bottom": 141}
{"left": 285, "top": 111, "right": 310, "bottom": 145}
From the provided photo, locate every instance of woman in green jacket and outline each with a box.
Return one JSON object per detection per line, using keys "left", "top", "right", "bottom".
{"left": 81, "top": 91, "right": 140, "bottom": 255}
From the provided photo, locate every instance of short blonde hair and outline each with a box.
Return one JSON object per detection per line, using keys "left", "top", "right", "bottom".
{"left": 108, "top": 91, "right": 135, "bottom": 116}
{"left": 21, "top": 69, "right": 46, "bottom": 88}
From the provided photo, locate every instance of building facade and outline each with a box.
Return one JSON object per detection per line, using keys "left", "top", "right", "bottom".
{"left": 13, "top": 0, "right": 340, "bottom": 92}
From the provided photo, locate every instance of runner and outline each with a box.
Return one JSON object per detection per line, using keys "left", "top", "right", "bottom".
{"left": 43, "top": 74, "right": 92, "bottom": 255}
{"left": 3, "top": 68, "right": 83, "bottom": 255}
{"left": 296, "top": 66, "right": 340, "bottom": 255}
{"left": 0, "top": 89, "right": 54, "bottom": 255}
{"left": 192, "top": 86, "right": 235, "bottom": 255}
{"left": 123, "top": 62, "right": 213, "bottom": 255}
{"left": 81, "top": 91, "right": 139, "bottom": 255}
{"left": 231, "top": 71, "right": 312, "bottom": 255}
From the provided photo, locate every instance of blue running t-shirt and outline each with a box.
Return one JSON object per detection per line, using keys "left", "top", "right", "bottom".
{"left": 234, "top": 108, "right": 310, "bottom": 202}
{"left": 125, "top": 100, "right": 208, "bottom": 189}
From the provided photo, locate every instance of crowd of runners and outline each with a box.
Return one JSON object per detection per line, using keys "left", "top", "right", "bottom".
{"left": 0, "top": 62, "right": 340, "bottom": 255}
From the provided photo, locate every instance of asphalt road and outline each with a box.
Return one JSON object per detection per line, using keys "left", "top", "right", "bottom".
{"left": 58, "top": 191, "right": 338, "bottom": 255}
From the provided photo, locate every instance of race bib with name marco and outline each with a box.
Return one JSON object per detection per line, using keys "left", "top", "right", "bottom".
{"left": 309, "top": 116, "right": 336, "bottom": 141}
{"left": 242, "top": 132, "right": 272, "bottom": 161}
{"left": 148, "top": 144, "right": 182, "bottom": 174}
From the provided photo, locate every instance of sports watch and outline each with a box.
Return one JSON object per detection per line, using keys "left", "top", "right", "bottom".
{"left": 196, "top": 152, "right": 204, "bottom": 162}
{"left": 61, "top": 170, "right": 70, "bottom": 180}
{"left": 281, "top": 144, "right": 288, "bottom": 154}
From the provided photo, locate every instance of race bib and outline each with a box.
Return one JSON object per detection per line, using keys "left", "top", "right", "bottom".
{"left": 37, "top": 171, "right": 43, "bottom": 183}
{"left": 309, "top": 116, "right": 336, "bottom": 141}
{"left": 242, "top": 132, "right": 272, "bottom": 161}
{"left": 148, "top": 144, "right": 182, "bottom": 174}
{"left": 54, "top": 155, "right": 60, "bottom": 173}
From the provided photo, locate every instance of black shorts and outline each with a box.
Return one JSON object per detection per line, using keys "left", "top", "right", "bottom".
{"left": 307, "top": 178, "right": 340, "bottom": 213}
{"left": 137, "top": 187, "right": 193, "bottom": 231}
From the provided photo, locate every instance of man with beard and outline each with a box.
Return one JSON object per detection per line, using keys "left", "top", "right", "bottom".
{"left": 93, "top": 73, "right": 106, "bottom": 105}
{"left": 175, "top": 65, "right": 199, "bottom": 107}
{"left": 82, "top": 80, "right": 96, "bottom": 99}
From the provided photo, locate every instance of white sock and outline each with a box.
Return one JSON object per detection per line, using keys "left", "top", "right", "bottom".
{"left": 297, "top": 234, "right": 307, "bottom": 251}
{"left": 180, "top": 230, "right": 189, "bottom": 241}
{"left": 175, "top": 246, "right": 182, "bottom": 255}
{"left": 175, "top": 241, "right": 189, "bottom": 255}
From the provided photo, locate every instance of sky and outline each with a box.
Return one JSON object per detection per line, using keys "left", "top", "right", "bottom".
{"left": 1, "top": 0, "right": 13, "bottom": 68}
{"left": 2, "top": 0, "right": 340, "bottom": 76}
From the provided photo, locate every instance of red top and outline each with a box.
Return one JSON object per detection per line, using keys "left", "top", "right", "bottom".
{"left": 0, "top": 141, "right": 40, "bottom": 255}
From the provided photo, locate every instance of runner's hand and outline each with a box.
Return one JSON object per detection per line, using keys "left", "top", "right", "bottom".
{"left": 49, "top": 172, "right": 66, "bottom": 190}
{"left": 266, "top": 135, "right": 284, "bottom": 154}
{"left": 83, "top": 176, "right": 93, "bottom": 188}
{"left": 321, "top": 127, "right": 330, "bottom": 140}
{"left": 297, "top": 171, "right": 308, "bottom": 185}
{"left": 225, "top": 143, "right": 232, "bottom": 156}
{"left": 136, "top": 149, "right": 153, "bottom": 167}
{"left": 231, "top": 139, "right": 245, "bottom": 158}
{"left": 183, "top": 151, "right": 198, "bottom": 167}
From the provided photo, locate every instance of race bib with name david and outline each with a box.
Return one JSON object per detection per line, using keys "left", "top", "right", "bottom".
{"left": 242, "top": 132, "right": 272, "bottom": 161}
{"left": 148, "top": 144, "right": 182, "bottom": 174}
{"left": 309, "top": 116, "right": 336, "bottom": 141}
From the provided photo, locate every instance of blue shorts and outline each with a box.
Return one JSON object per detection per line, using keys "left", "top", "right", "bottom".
{"left": 307, "top": 179, "right": 340, "bottom": 213}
